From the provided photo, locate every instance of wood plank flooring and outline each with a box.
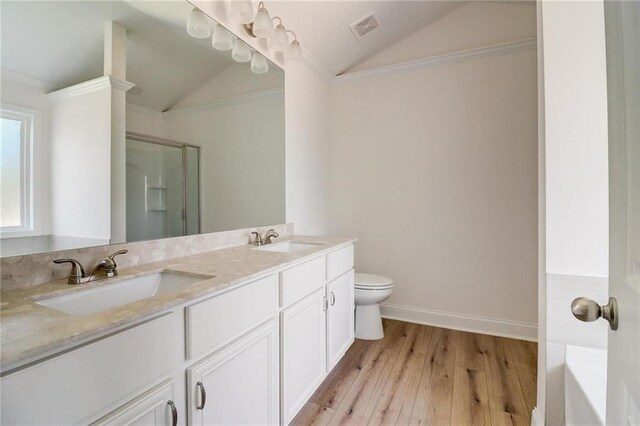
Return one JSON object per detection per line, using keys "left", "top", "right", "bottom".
{"left": 291, "top": 319, "right": 537, "bottom": 426}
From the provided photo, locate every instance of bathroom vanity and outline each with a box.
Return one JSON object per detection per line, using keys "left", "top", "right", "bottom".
{"left": 0, "top": 238, "right": 355, "bottom": 425}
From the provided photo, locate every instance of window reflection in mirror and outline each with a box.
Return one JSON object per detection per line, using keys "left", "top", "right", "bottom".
{"left": 0, "top": 1, "right": 285, "bottom": 257}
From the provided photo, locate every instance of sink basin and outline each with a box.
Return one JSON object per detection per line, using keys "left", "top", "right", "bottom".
{"left": 256, "top": 241, "right": 323, "bottom": 253}
{"left": 35, "top": 271, "right": 213, "bottom": 316}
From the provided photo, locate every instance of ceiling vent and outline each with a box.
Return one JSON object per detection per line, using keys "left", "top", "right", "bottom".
{"left": 349, "top": 12, "right": 380, "bottom": 39}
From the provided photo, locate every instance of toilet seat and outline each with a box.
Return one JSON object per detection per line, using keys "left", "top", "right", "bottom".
{"left": 354, "top": 273, "right": 394, "bottom": 290}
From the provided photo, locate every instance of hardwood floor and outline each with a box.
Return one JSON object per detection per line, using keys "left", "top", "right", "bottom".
{"left": 291, "top": 319, "right": 537, "bottom": 426}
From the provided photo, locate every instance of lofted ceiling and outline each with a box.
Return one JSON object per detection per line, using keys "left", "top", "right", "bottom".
{"left": 265, "top": 0, "right": 466, "bottom": 76}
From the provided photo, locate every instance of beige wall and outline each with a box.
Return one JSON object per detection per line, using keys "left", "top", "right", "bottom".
{"left": 330, "top": 49, "right": 538, "bottom": 338}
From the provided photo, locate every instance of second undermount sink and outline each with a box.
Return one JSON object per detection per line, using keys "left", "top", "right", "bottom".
{"left": 35, "top": 271, "right": 214, "bottom": 316}
{"left": 256, "top": 241, "right": 324, "bottom": 253}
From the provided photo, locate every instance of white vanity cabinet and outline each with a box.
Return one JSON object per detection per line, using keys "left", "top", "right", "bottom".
{"left": 92, "top": 379, "right": 178, "bottom": 426}
{"left": 1, "top": 242, "right": 355, "bottom": 426}
{"left": 186, "top": 320, "right": 279, "bottom": 426}
{"left": 326, "top": 270, "right": 355, "bottom": 371}
{"left": 281, "top": 288, "right": 327, "bottom": 423}
{"left": 280, "top": 246, "right": 355, "bottom": 424}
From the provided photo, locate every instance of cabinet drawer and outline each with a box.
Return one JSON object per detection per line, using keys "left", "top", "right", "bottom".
{"left": 1, "top": 312, "right": 183, "bottom": 426}
{"left": 280, "top": 256, "right": 325, "bottom": 307}
{"left": 326, "top": 245, "right": 354, "bottom": 282}
{"left": 186, "top": 274, "right": 277, "bottom": 360}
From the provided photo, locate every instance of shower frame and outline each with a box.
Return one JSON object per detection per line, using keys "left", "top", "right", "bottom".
{"left": 126, "top": 131, "right": 201, "bottom": 237}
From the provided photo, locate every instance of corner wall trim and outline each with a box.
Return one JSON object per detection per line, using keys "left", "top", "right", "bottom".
{"left": 47, "top": 76, "right": 135, "bottom": 101}
{"left": 334, "top": 38, "right": 537, "bottom": 84}
{"left": 380, "top": 302, "right": 538, "bottom": 341}
{"left": 163, "top": 88, "right": 283, "bottom": 116}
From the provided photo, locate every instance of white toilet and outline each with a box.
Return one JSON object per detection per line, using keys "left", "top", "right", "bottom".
{"left": 354, "top": 273, "right": 394, "bottom": 340}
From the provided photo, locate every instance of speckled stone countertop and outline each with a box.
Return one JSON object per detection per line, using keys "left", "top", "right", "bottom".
{"left": 0, "top": 236, "right": 354, "bottom": 374}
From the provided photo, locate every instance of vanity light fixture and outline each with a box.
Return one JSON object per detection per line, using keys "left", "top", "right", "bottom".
{"left": 232, "top": 39, "right": 252, "bottom": 63}
{"left": 251, "top": 52, "right": 269, "bottom": 74}
{"left": 212, "top": 24, "right": 234, "bottom": 51}
{"left": 186, "top": 8, "right": 211, "bottom": 39}
{"left": 230, "top": 0, "right": 256, "bottom": 24}
{"left": 251, "top": 2, "right": 274, "bottom": 38}
{"left": 269, "top": 18, "right": 289, "bottom": 52}
{"left": 287, "top": 30, "right": 302, "bottom": 59}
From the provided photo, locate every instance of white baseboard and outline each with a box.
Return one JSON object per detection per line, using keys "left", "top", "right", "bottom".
{"left": 531, "top": 406, "right": 544, "bottom": 426}
{"left": 380, "top": 302, "right": 538, "bottom": 341}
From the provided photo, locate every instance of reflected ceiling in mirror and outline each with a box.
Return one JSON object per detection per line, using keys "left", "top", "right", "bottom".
{"left": 0, "top": 1, "right": 285, "bottom": 257}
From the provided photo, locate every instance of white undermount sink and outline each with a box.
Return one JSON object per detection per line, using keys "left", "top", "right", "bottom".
{"left": 35, "top": 271, "right": 213, "bottom": 316}
{"left": 256, "top": 241, "right": 324, "bottom": 253}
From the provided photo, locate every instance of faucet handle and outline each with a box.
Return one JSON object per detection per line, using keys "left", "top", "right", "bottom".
{"left": 251, "top": 231, "right": 263, "bottom": 246}
{"left": 108, "top": 249, "right": 128, "bottom": 265}
{"left": 53, "top": 258, "right": 86, "bottom": 282}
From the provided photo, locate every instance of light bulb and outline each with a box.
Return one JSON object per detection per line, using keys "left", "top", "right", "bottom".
{"left": 270, "top": 24, "right": 289, "bottom": 52}
{"left": 212, "top": 24, "right": 233, "bottom": 51}
{"left": 288, "top": 39, "right": 302, "bottom": 59}
{"left": 252, "top": 5, "right": 274, "bottom": 38}
{"left": 251, "top": 52, "right": 269, "bottom": 74}
{"left": 186, "top": 8, "right": 211, "bottom": 39}
{"left": 230, "top": 0, "right": 255, "bottom": 24}
{"left": 232, "top": 39, "right": 252, "bottom": 63}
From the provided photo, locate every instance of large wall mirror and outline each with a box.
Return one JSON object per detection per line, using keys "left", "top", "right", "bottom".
{"left": 0, "top": 1, "right": 285, "bottom": 257}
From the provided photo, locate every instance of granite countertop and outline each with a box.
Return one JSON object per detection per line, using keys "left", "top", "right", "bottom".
{"left": 0, "top": 236, "right": 355, "bottom": 374}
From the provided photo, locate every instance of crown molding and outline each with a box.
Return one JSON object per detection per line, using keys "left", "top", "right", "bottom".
{"left": 126, "top": 103, "right": 163, "bottom": 117}
{"left": 47, "top": 76, "right": 135, "bottom": 101}
{"left": 163, "top": 88, "right": 283, "bottom": 116}
{"left": 334, "top": 38, "right": 537, "bottom": 84}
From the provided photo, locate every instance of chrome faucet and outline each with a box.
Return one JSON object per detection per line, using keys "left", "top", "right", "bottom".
{"left": 53, "top": 249, "right": 128, "bottom": 285}
{"left": 251, "top": 229, "right": 280, "bottom": 246}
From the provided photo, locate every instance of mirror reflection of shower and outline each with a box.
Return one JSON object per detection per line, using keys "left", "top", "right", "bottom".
{"left": 125, "top": 133, "right": 200, "bottom": 242}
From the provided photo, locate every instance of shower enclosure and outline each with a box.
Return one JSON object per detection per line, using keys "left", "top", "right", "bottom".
{"left": 125, "top": 133, "right": 200, "bottom": 242}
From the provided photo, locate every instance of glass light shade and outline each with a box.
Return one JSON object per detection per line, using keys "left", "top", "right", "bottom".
{"left": 252, "top": 6, "right": 274, "bottom": 38}
{"left": 230, "top": 0, "right": 255, "bottom": 24}
{"left": 270, "top": 24, "right": 289, "bottom": 52}
{"left": 251, "top": 52, "right": 269, "bottom": 74}
{"left": 212, "top": 24, "right": 233, "bottom": 51}
{"left": 288, "top": 40, "right": 302, "bottom": 59}
{"left": 232, "top": 39, "right": 252, "bottom": 63}
{"left": 186, "top": 8, "right": 211, "bottom": 39}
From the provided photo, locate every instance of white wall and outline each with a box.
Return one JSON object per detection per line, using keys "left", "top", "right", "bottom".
{"left": 330, "top": 48, "right": 539, "bottom": 339}
{"left": 49, "top": 80, "right": 112, "bottom": 240}
{"left": 540, "top": 1, "right": 610, "bottom": 425}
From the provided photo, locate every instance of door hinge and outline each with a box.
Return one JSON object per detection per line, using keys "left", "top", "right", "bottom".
{"left": 323, "top": 296, "right": 328, "bottom": 311}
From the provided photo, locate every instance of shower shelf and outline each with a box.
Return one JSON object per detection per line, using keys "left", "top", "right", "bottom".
{"left": 148, "top": 208, "right": 167, "bottom": 212}
{"left": 148, "top": 186, "right": 167, "bottom": 190}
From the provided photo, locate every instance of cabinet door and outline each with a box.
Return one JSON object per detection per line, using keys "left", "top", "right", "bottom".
{"left": 326, "top": 270, "right": 355, "bottom": 371}
{"left": 92, "top": 379, "right": 178, "bottom": 426}
{"left": 281, "top": 288, "right": 327, "bottom": 424}
{"left": 187, "top": 320, "right": 279, "bottom": 426}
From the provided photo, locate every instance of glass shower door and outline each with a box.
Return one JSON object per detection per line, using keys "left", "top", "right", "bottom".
{"left": 126, "top": 138, "right": 185, "bottom": 242}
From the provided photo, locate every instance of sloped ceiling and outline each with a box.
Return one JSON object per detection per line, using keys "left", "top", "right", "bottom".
{"left": 265, "top": 0, "right": 466, "bottom": 76}
{"left": 0, "top": 1, "right": 281, "bottom": 111}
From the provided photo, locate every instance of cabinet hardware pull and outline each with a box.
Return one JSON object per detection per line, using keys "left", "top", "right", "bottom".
{"left": 330, "top": 292, "right": 336, "bottom": 306}
{"left": 167, "top": 400, "right": 178, "bottom": 426}
{"left": 196, "top": 381, "right": 207, "bottom": 410}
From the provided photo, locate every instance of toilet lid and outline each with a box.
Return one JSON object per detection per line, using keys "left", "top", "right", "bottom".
{"left": 354, "top": 273, "right": 394, "bottom": 289}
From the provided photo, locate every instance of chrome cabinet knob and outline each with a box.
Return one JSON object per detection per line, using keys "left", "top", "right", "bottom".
{"left": 571, "top": 296, "right": 619, "bottom": 330}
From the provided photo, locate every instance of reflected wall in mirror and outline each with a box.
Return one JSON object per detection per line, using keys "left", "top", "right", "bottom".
{"left": 0, "top": 1, "right": 285, "bottom": 257}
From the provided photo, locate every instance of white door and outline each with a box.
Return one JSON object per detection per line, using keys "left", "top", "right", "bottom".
{"left": 186, "top": 320, "right": 279, "bottom": 426}
{"left": 326, "top": 270, "right": 355, "bottom": 371}
{"left": 604, "top": 1, "right": 640, "bottom": 423}
{"left": 92, "top": 380, "right": 178, "bottom": 426}
{"left": 281, "top": 288, "right": 327, "bottom": 424}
